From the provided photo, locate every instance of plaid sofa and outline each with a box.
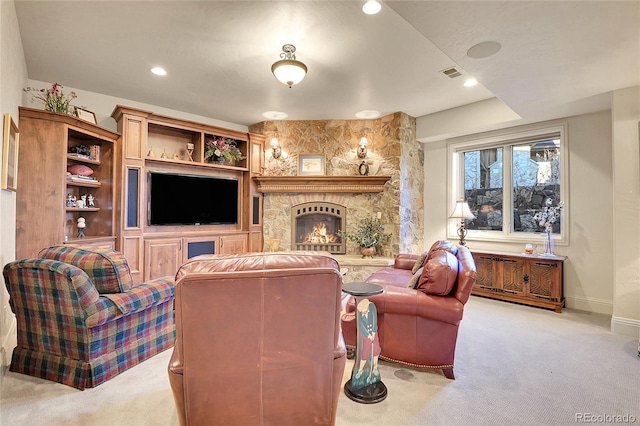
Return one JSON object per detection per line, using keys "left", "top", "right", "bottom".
{"left": 3, "top": 245, "right": 175, "bottom": 390}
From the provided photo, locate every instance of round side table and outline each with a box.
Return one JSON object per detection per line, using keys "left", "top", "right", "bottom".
{"left": 342, "top": 282, "right": 387, "bottom": 404}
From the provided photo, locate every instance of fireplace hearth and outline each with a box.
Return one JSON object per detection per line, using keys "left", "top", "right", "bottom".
{"left": 292, "top": 202, "right": 346, "bottom": 254}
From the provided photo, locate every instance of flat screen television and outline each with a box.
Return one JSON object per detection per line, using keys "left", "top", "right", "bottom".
{"left": 148, "top": 171, "right": 238, "bottom": 226}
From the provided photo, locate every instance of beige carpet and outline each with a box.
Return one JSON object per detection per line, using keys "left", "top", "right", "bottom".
{"left": 1, "top": 296, "right": 638, "bottom": 425}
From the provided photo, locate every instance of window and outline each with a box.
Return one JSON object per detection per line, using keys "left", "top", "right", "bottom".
{"left": 448, "top": 125, "right": 568, "bottom": 244}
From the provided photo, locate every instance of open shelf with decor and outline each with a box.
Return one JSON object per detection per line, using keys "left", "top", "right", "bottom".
{"left": 16, "top": 107, "right": 120, "bottom": 258}
{"left": 144, "top": 121, "right": 248, "bottom": 170}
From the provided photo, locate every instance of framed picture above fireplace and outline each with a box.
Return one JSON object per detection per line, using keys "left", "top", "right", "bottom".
{"left": 298, "top": 154, "right": 325, "bottom": 176}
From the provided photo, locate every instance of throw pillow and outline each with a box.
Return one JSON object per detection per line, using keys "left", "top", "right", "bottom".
{"left": 415, "top": 250, "right": 459, "bottom": 296}
{"left": 407, "top": 266, "right": 423, "bottom": 288}
{"left": 411, "top": 251, "right": 430, "bottom": 274}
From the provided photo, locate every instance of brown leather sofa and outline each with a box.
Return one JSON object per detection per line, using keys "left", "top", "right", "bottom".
{"left": 168, "top": 251, "right": 347, "bottom": 426}
{"left": 341, "top": 241, "right": 476, "bottom": 379}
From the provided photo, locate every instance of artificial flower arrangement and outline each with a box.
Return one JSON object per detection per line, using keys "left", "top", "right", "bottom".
{"left": 204, "top": 136, "right": 246, "bottom": 163}
{"left": 533, "top": 198, "right": 564, "bottom": 256}
{"left": 23, "top": 82, "right": 77, "bottom": 114}
{"left": 533, "top": 198, "right": 564, "bottom": 233}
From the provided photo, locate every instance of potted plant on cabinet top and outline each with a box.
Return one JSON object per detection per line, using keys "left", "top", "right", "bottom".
{"left": 339, "top": 216, "right": 391, "bottom": 258}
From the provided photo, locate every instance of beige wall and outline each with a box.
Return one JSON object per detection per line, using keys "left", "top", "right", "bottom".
{"left": 0, "top": 0, "right": 28, "bottom": 383}
{"left": 24, "top": 79, "right": 248, "bottom": 134}
{"left": 423, "top": 106, "right": 640, "bottom": 336}
{"left": 611, "top": 86, "right": 640, "bottom": 336}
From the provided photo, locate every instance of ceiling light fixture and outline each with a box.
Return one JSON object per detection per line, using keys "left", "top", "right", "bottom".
{"left": 262, "top": 111, "right": 288, "bottom": 120}
{"left": 355, "top": 110, "right": 381, "bottom": 119}
{"left": 150, "top": 67, "right": 167, "bottom": 76}
{"left": 271, "top": 44, "right": 307, "bottom": 88}
{"left": 464, "top": 78, "right": 478, "bottom": 87}
{"left": 362, "top": 0, "right": 382, "bottom": 15}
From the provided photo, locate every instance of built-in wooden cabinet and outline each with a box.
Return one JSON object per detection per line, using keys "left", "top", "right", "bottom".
{"left": 471, "top": 250, "right": 566, "bottom": 312}
{"left": 16, "top": 107, "right": 119, "bottom": 259}
{"left": 111, "top": 106, "right": 264, "bottom": 282}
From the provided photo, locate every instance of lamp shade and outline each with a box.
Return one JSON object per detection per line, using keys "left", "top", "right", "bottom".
{"left": 271, "top": 60, "right": 307, "bottom": 87}
{"left": 272, "top": 44, "right": 307, "bottom": 88}
{"left": 449, "top": 200, "right": 475, "bottom": 219}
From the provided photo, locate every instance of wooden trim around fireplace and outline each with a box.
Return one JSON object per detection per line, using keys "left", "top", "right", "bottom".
{"left": 253, "top": 175, "right": 391, "bottom": 193}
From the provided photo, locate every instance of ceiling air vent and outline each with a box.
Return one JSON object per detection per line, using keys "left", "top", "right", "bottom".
{"left": 441, "top": 67, "right": 462, "bottom": 78}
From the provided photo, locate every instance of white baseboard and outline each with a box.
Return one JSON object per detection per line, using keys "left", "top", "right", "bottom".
{"left": 565, "top": 295, "right": 613, "bottom": 315}
{"left": 1, "top": 316, "right": 17, "bottom": 374}
{"left": 611, "top": 315, "right": 640, "bottom": 338}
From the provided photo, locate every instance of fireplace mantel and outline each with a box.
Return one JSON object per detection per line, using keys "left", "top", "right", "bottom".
{"left": 253, "top": 175, "right": 391, "bottom": 193}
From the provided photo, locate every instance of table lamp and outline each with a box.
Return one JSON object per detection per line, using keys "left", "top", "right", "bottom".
{"left": 449, "top": 200, "right": 475, "bottom": 246}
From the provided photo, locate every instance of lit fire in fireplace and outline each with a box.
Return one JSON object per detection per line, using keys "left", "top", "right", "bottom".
{"left": 303, "top": 223, "right": 338, "bottom": 244}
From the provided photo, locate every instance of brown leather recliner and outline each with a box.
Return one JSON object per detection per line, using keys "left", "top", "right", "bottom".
{"left": 168, "top": 252, "right": 347, "bottom": 426}
{"left": 341, "top": 241, "right": 476, "bottom": 379}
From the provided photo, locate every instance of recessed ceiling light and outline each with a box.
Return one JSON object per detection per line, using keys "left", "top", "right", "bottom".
{"left": 467, "top": 41, "right": 502, "bottom": 59}
{"left": 150, "top": 67, "right": 167, "bottom": 76}
{"left": 362, "top": 0, "right": 382, "bottom": 15}
{"left": 262, "top": 111, "right": 288, "bottom": 120}
{"left": 464, "top": 78, "right": 478, "bottom": 87}
{"left": 355, "top": 110, "right": 381, "bottom": 119}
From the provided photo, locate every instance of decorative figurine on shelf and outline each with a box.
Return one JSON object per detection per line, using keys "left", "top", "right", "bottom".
{"left": 80, "top": 194, "right": 87, "bottom": 208}
{"left": 161, "top": 150, "right": 169, "bottom": 159}
{"left": 77, "top": 217, "right": 86, "bottom": 238}
{"left": 76, "top": 198, "right": 85, "bottom": 209}
{"left": 66, "top": 193, "right": 76, "bottom": 207}
{"left": 172, "top": 151, "right": 180, "bottom": 160}
{"left": 147, "top": 147, "right": 155, "bottom": 157}
{"left": 186, "top": 143, "right": 194, "bottom": 162}
{"left": 87, "top": 193, "right": 95, "bottom": 207}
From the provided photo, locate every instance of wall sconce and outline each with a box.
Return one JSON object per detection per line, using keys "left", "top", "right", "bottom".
{"left": 357, "top": 137, "right": 368, "bottom": 159}
{"left": 270, "top": 138, "right": 282, "bottom": 159}
{"left": 449, "top": 199, "right": 476, "bottom": 246}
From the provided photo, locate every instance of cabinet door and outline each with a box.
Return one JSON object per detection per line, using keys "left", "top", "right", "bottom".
{"left": 144, "top": 238, "right": 182, "bottom": 281}
{"left": 472, "top": 254, "right": 495, "bottom": 290}
{"left": 526, "top": 260, "right": 562, "bottom": 302}
{"left": 499, "top": 258, "right": 525, "bottom": 296}
{"left": 219, "top": 234, "right": 247, "bottom": 255}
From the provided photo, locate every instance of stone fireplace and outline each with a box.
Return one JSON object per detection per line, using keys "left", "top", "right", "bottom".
{"left": 249, "top": 112, "right": 424, "bottom": 257}
{"left": 292, "top": 202, "right": 346, "bottom": 254}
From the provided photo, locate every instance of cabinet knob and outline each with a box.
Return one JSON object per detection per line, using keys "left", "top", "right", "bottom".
{"left": 523, "top": 274, "right": 529, "bottom": 284}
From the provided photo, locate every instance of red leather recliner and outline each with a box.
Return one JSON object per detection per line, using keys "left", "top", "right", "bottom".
{"left": 341, "top": 241, "right": 476, "bottom": 379}
{"left": 168, "top": 251, "right": 347, "bottom": 426}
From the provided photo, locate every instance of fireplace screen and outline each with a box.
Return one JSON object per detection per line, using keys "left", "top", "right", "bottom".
{"left": 292, "top": 202, "right": 346, "bottom": 254}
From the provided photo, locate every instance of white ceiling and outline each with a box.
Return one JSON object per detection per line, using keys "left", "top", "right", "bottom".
{"left": 14, "top": 1, "right": 640, "bottom": 129}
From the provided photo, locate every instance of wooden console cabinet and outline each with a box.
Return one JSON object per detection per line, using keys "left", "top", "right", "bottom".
{"left": 111, "top": 106, "right": 264, "bottom": 282}
{"left": 16, "top": 107, "right": 119, "bottom": 259}
{"left": 471, "top": 250, "right": 566, "bottom": 312}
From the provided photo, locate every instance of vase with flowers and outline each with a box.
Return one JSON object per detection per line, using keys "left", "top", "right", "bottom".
{"left": 204, "top": 136, "right": 246, "bottom": 165}
{"left": 338, "top": 216, "right": 391, "bottom": 258}
{"left": 533, "top": 198, "right": 564, "bottom": 257}
{"left": 23, "top": 83, "right": 77, "bottom": 114}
